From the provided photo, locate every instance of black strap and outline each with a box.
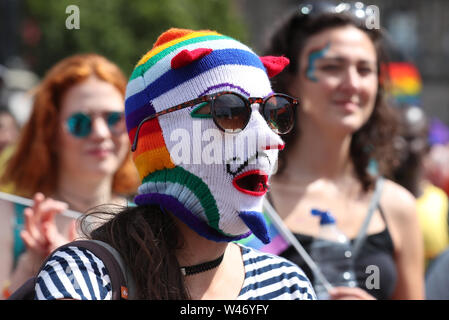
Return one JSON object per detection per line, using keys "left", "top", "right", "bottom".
{"left": 7, "top": 278, "right": 36, "bottom": 300}
{"left": 351, "top": 177, "right": 385, "bottom": 259}
{"left": 88, "top": 240, "right": 135, "bottom": 299}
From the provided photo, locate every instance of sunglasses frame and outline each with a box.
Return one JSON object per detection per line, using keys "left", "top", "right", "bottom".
{"left": 65, "top": 111, "right": 126, "bottom": 138}
{"left": 131, "top": 91, "right": 299, "bottom": 152}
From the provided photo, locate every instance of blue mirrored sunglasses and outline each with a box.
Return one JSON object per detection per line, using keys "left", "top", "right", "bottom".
{"left": 65, "top": 111, "right": 125, "bottom": 138}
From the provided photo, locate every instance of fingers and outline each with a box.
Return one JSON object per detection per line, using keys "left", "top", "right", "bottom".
{"left": 23, "top": 207, "right": 47, "bottom": 250}
{"left": 20, "top": 229, "right": 47, "bottom": 256}
{"left": 35, "top": 196, "right": 68, "bottom": 224}
{"left": 21, "top": 193, "right": 70, "bottom": 259}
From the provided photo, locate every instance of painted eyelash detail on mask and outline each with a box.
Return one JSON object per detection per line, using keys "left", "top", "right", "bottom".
{"left": 226, "top": 157, "right": 250, "bottom": 178}
{"left": 225, "top": 152, "right": 271, "bottom": 177}
{"left": 190, "top": 102, "right": 212, "bottom": 118}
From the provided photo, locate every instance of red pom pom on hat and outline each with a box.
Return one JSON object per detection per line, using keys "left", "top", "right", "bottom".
{"left": 171, "top": 48, "right": 213, "bottom": 69}
{"left": 260, "top": 56, "right": 290, "bottom": 78}
{"left": 153, "top": 28, "right": 194, "bottom": 48}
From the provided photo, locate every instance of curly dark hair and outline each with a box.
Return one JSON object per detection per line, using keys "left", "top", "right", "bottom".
{"left": 265, "top": 9, "right": 399, "bottom": 191}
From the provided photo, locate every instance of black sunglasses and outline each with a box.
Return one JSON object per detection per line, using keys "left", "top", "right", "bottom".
{"left": 65, "top": 111, "right": 125, "bottom": 138}
{"left": 131, "top": 91, "right": 299, "bottom": 152}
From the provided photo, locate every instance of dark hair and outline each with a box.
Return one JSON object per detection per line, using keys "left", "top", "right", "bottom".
{"left": 80, "top": 204, "right": 189, "bottom": 299}
{"left": 265, "top": 9, "right": 399, "bottom": 190}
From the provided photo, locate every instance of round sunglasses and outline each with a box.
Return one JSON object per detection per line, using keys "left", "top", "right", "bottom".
{"left": 65, "top": 111, "right": 125, "bottom": 138}
{"left": 132, "top": 91, "right": 299, "bottom": 152}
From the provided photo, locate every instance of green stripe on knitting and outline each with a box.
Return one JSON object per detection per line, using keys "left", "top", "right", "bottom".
{"left": 130, "top": 35, "right": 232, "bottom": 81}
{"left": 142, "top": 166, "right": 221, "bottom": 232}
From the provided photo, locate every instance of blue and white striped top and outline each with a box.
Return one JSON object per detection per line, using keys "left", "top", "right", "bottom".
{"left": 35, "top": 244, "right": 315, "bottom": 300}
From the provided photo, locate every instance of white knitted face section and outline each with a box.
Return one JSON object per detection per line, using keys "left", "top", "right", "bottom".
{"left": 153, "top": 63, "right": 284, "bottom": 236}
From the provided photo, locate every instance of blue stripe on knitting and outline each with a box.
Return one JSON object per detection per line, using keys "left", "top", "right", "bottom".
{"left": 124, "top": 48, "right": 265, "bottom": 114}
{"left": 125, "top": 87, "right": 152, "bottom": 116}
{"left": 125, "top": 100, "right": 156, "bottom": 132}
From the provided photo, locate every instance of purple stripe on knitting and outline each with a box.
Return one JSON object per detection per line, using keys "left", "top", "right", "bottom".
{"left": 125, "top": 101, "right": 156, "bottom": 132}
{"left": 134, "top": 193, "right": 251, "bottom": 242}
{"left": 199, "top": 83, "right": 250, "bottom": 97}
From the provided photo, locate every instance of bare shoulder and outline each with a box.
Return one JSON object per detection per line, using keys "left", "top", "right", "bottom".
{"left": 380, "top": 179, "right": 418, "bottom": 223}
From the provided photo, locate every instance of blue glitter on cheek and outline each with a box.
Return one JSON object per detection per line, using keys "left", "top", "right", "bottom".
{"left": 306, "top": 42, "right": 330, "bottom": 82}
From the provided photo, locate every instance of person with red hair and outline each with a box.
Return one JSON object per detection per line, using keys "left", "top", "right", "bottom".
{"left": 0, "top": 53, "right": 140, "bottom": 298}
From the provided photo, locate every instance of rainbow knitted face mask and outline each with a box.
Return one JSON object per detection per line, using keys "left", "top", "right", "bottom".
{"left": 125, "top": 28, "right": 290, "bottom": 244}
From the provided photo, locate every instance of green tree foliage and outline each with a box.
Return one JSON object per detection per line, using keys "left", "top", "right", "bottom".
{"left": 24, "top": 0, "right": 248, "bottom": 77}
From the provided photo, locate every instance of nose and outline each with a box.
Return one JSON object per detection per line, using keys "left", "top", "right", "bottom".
{"left": 90, "top": 116, "right": 111, "bottom": 140}
{"left": 340, "top": 66, "right": 361, "bottom": 93}
{"left": 247, "top": 104, "right": 285, "bottom": 151}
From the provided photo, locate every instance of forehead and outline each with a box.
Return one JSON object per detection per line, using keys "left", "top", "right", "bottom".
{"left": 61, "top": 77, "right": 124, "bottom": 116}
{"left": 302, "top": 25, "right": 377, "bottom": 63}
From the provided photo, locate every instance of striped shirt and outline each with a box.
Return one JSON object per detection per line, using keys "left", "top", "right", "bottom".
{"left": 35, "top": 244, "right": 315, "bottom": 300}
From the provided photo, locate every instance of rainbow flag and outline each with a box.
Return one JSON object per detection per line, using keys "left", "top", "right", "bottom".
{"left": 384, "top": 62, "right": 422, "bottom": 106}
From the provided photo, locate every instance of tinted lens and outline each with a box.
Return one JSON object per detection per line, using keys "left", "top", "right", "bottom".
{"left": 263, "top": 95, "right": 294, "bottom": 134}
{"left": 212, "top": 93, "right": 250, "bottom": 133}
{"left": 66, "top": 113, "right": 91, "bottom": 138}
{"left": 106, "top": 112, "right": 125, "bottom": 135}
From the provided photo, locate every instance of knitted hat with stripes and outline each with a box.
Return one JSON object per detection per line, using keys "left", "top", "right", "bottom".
{"left": 125, "top": 28, "right": 289, "bottom": 243}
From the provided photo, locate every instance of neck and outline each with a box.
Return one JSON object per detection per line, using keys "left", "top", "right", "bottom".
{"left": 55, "top": 171, "right": 115, "bottom": 212}
{"left": 285, "top": 119, "right": 354, "bottom": 181}
{"left": 174, "top": 218, "right": 237, "bottom": 299}
{"left": 175, "top": 219, "right": 228, "bottom": 268}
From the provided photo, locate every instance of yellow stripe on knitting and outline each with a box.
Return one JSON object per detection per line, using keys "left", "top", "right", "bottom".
{"left": 136, "top": 30, "right": 220, "bottom": 67}
{"left": 133, "top": 147, "right": 175, "bottom": 180}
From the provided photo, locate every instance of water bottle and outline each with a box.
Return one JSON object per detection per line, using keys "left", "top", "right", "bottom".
{"left": 309, "top": 209, "right": 357, "bottom": 300}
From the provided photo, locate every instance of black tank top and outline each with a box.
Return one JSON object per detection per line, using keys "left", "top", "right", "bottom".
{"left": 280, "top": 207, "right": 397, "bottom": 300}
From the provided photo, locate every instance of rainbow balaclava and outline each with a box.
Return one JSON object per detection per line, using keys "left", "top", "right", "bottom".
{"left": 125, "top": 28, "right": 289, "bottom": 244}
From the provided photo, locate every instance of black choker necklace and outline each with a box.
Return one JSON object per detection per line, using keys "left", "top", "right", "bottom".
{"left": 180, "top": 253, "right": 225, "bottom": 276}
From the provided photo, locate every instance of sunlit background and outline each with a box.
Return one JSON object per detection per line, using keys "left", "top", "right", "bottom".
{"left": 1, "top": 0, "right": 448, "bottom": 126}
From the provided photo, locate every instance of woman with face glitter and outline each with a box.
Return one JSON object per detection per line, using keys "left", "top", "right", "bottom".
{"left": 265, "top": 2, "right": 424, "bottom": 300}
